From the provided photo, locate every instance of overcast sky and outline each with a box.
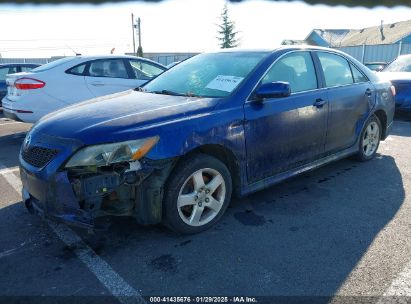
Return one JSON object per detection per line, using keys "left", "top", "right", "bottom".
{"left": 0, "top": 0, "right": 411, "bottom": 58}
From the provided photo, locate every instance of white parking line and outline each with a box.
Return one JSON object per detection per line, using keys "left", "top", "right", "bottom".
{"left": 377, "top": 260, "right": 411, "bottom": 304}
{"left": 0, "top": 166, "right": 19, "bottom": 175}
{"left": 0, "top": 163, "right": 145, "bottom": 304}
{"left": 0, "top": 121, "right": 23, "bottom": 126}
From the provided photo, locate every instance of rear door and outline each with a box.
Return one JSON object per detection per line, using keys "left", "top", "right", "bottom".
{"left": 85, "top": 59, "right": 140, "bottom": 97}
{"left": 46, "top": 62, "right": 94, "bottom": 105}
{"left": 314, "top": 51, "right": 374, "bottom": 154}
{"left": 244, "top": 51, "right": 329, "bottom": 183}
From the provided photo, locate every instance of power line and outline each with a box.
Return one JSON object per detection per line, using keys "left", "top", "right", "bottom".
{"left": 0, "top": 38, "right": 128, "bottom": 42}
{"left": 0, "top": 43, "right": 129, "bottom": 52}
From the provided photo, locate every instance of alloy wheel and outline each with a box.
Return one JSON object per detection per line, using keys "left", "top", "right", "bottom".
{"left": 177, "top": 168, "right": 226, "bottom": 227}
{"left": 362, "top": 121, "right": 380, "bottom": 157}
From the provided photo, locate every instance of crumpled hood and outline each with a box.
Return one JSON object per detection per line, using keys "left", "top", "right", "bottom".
{"left": 33, "top": 90, "right": 219, "bottom": 144}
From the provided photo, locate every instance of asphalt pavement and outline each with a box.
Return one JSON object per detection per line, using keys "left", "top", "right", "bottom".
{"left": 0, "top": 112, "right": 410, "bottom": 304}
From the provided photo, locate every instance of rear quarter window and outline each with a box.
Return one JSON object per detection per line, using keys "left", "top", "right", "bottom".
{"left": 66, "top": 63, "right": 87, "bottom": 76}
{"left": 350, "top": 63, "right": 368, "bottom": 83}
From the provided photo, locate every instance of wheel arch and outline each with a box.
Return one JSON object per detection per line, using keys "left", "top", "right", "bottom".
{"left": 172, "top": 144, "right": 242, "bottom": 197}
{"left": 373, "top": 109, "right": 388, "bottom": 140}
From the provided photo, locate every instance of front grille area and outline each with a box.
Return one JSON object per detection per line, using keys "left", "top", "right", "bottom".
{"left": 22, "top": 146, "right": 59, "bottom": 168}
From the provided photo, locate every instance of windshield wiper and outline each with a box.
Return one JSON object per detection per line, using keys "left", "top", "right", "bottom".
{"left": 149, "top": 90, "right": 202, "bottom": 97}
{"left": 151, "top": 90, "right": 186, "bottom": 96}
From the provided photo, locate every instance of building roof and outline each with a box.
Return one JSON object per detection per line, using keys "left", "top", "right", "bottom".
{"left": 306, "top": 29, "right": 350, "bottom": 46}
{"left": 281, "top": 39, "right": 307, "bottom": 45}
{"left": 304, "top": 20, "right": 411, "bottom": 47}
{"left": 339, "top": 20, "right": 411, "bottom": 46}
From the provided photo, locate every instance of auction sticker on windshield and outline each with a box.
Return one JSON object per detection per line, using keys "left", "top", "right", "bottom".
{"left": 205, "top": 75, "right": 244, "bottom": 92}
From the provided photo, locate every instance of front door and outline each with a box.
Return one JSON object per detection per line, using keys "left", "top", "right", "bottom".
{"left": 244, "top": 51, "right": 329, "bottom": 183}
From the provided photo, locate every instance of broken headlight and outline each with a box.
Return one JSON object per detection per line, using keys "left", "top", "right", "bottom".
{"left": 65, "top": 136, "right": 159, "bottom": 168}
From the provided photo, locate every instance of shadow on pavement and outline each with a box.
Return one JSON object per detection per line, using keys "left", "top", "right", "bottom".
{"left": 391, "top": 119, "right": 411, "bottom": 137}
{"left": 75, "top": 154, "right": 405, "bottom": 297}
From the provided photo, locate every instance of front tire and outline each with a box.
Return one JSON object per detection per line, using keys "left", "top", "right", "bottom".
{"left": 356, "top": 115, "right": 381, "bottom": 161}
{"left": 163, "top": 154, "right": 232, "bottom": 234}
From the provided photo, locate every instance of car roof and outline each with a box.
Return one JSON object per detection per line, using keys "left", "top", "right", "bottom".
{"left": 71, "top": 55, "right": 165, "bottom": 67}
{"left": 206, "top": 45, "right": 355, "bottom": 55}
{"left": 0, "top": 63, "right": 40, "bottom": 67}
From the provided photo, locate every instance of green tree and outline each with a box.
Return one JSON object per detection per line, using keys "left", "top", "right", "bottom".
{"left": 217, "top": 4, "right": 239, "bottom": 49}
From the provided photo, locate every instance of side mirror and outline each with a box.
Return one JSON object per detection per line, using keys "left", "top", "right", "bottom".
{"left": 255, "top": 82, "right": 291, "bottom": 100}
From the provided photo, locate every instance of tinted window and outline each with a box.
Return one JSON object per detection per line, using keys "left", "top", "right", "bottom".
{"left": 318, "top": 52, "right": 353, "bottom": 87}
{"left": 20, "top": 66, "right": 36, "bottom": 72}
{"left": 262, "top": 51, "right": 317, "bottom": 93}
{"left": 144, "top": 52, "right": 267, "bottom": 98}
{"left": 0, "top": 68, "right": 8, "bottom": 81}
{"left": 350, "top": 64, "right": 368, "bottom": 83}
{"left": 88, "top": 60, "right": 129, "bottom": 78}
{"left": 67, "top": 63, "right": 86, "bottom": 75}
{"left": 0, "top": 67, "right": 18, "bottom": 81}
{"left": 129, "top": 60, "right": 165, "bottom": 80}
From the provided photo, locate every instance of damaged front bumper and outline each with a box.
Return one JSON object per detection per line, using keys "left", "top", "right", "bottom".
{"left": 21, "top": 154, "right": 176, "bottom": 230}
{"left": 22, "top": 170, "right": 98, "bottom": 229}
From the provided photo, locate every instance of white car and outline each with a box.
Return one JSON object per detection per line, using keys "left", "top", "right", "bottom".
{"left": 2, "top": 55, "right": 166, "bottom": 123}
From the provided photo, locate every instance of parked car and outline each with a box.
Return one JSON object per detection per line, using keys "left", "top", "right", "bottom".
{"left": 166, "top": 61, "right": 180, "bottom": 68}
{"left": 365, "top": 62, "right": 387, "bottom": 72}
{"left": 379, "top": 54, "right": 411, "bottom": 117}
{"left": 0, "top": 63, "right": 40, "bottom": 107}
{"left": 20, "top": 47, "right": 395, "bottom": 234}
{"left": 2, "top": 55, "right": 166, "bottom": 123}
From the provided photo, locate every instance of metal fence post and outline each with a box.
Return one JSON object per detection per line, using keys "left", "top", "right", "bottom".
{"left": 361, "top": 44, "right": 366, "bottom": 63}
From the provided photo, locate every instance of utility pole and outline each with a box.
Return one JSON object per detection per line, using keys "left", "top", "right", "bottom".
{"left": 131, "top": 13, "right": 136, "bottom": 56}
{"left": 136, "top": 17, "right": 143, "bottom": 57}
{"left": 137, "top": 18, "right": 141, "bottom": 49}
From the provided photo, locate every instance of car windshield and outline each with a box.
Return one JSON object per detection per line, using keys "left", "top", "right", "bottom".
{"left": 32, "top": 57, "right": 75, "bottom": 72}
{"left": 384, "top": 56, "right": 411, "bottom": 72}
{"left": 143, "top": 52, "right": 268, "bottom": 98}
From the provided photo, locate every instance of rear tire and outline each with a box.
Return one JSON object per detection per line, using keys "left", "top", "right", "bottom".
{"left": 163, "top": 154, "right": 232, "bottom": 234}
{"left": 356, "top": 115, "right": 381, "bottom": 162}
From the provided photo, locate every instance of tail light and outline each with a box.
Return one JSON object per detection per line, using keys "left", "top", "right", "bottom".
{"left": 390, "top": 85, "right": 396, "bottom": 96}
{"left": 14, "top": 78, "right": 45, "bottom": 90}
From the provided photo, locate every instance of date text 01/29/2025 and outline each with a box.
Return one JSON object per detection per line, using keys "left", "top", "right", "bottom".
{"left": 148, "top": 296, "right": 257, "bottom": 303}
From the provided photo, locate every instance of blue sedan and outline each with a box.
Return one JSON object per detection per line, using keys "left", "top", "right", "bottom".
{"left": 20, "top": 46, "right": 395, "bottom": 234}
{"left": 379, "top": 54, "right": 411, "bottom": 117}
